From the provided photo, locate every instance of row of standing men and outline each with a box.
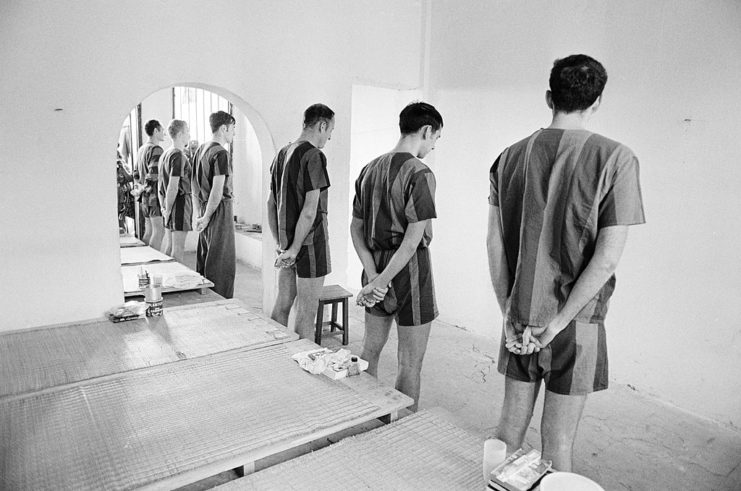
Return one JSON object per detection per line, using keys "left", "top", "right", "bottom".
{"left": 131, "top": 53, "right": 645, "bottom": 474}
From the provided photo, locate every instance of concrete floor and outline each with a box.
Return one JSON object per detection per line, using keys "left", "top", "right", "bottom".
{"left": 184, "top": 255, "right": 741, "bottom": 490}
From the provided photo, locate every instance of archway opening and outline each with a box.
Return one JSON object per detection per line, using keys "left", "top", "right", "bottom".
{"left": 115, "top": 83, "right": 276, "bottom": 309}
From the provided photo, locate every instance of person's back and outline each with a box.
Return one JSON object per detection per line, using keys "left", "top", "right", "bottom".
{"left": 487, "top": 54, "right": 645, "bottom": 472}
{"left": 492, "top": 129, "right": 643, "bottom": 326}
{"left": 354, "top": 152, "right": 435, "bottom": 252}
{"left": 271, "top": 141, "right": 329, "bottom": 258}
{"left": 351, "top": 101, "right": 443, "bottom": 412}
{"left": 267, "top": 104, "right": 334, "bottom": 339}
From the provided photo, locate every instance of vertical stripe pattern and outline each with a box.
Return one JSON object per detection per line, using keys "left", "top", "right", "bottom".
{"left": 489, "top": 129, "right": 645, "bottom": 326}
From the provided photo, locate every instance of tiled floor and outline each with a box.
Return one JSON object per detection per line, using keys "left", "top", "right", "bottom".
{"left": 183, "top": 255, "right": 741, "bottom": 490}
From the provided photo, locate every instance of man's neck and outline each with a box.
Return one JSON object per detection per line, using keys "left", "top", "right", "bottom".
{"left": 548, "top": 111, "right": 591, "bottom": 130}
{"left": 211, "top": 135, "right": 227, "bottom": 147}
{"left": 296, "top": 129, "right": 320, "bottom": 148}
{"left": 146, "top": 137, "right": 159, "bottom": 146}
{"left": 391, "top": 135, "right": 422, "bottom": 157}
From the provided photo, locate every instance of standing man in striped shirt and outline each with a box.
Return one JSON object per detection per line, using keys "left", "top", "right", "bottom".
{"left": 351, "top": 102, "right": 442, "bottom": 412}
{"left": 193, "top": 111, "right": 236, "bottom": 299}
{"left": 134, "top": 120, "right": 166, "bottom": 250}
{"left": 268, "top": 104, "right": 334, "bottom": 339}
{"left": 487, "top": 55, "right": 645, "bottom": 471}
{"left": 158, "top": 119, "right": 192, "bottom": 264}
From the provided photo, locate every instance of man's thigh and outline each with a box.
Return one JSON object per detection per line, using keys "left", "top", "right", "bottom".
{"left": 295, "top": 275, "right": 325, "bottom": 303}
{"left": 501, "top": 376, "right": 541, "bottom": 426}
{"left": 363, "top": 312, "right": 394, "bottom": 351}
{"left": 275, "top": 267, "right": 298, "bottom": 306}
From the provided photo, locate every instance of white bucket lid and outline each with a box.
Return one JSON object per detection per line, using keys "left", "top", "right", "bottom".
{"left": 539, "top": 472, "right": 605, "bottom": 491}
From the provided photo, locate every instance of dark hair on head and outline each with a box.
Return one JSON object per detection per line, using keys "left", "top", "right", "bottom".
{"left": 167, "top": 119, "right": 188, "bottom": 139}
{"left": 303, "top": 104, "right": 335, "bottom": 128}
{"left": 144, "top": 120, "right": 161, "bottom": 137}
{"left": 209, "top": 110, "right": 236, "bottom": 133}
{"left": 549, "top": 54, "right": 608, "bottom": 113}
{"left": 399, "top": 102, "right": 443, "bottom": 135}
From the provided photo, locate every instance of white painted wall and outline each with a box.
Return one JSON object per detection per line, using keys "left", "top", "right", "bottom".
{"left": 0, "top": 0, "right": 424, "bottom": 331}
{"left": 232, "top": 107, "right": 263, "bottom": 227}
{"left": 427, "top": 0, "right": 741, "bottom": 428}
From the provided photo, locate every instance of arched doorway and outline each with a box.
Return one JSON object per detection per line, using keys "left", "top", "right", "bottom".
{"left": 116, "top": 83, "right": 278, "bottom": 313}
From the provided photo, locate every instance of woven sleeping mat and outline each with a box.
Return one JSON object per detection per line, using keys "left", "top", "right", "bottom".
{"left": 0, "top": 343, "right": 386, "bottom": 490}
{"left": 119, "top": 235, "right": 144, "bottom": 247}
{"left": 216, "top": 409, "right": 485, "bottom": 490}
{"left": 0, "top": 300, "right": 296, "bottom": 398}
{"left": 121, "top": 261, "right": 213, "bottom": 296}
{"left": 119, "top": 245, "right": 173, "bottom": 265}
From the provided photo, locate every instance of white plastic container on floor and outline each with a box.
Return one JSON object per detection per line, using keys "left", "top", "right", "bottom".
{"left": 539, "top": 471, "right": 605, "bottom": 491}
{"left": 482, "top": 438, "right": 507, "bottom": 483}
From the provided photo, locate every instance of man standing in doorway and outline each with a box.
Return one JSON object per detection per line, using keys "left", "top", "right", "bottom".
{"left": 350, "top": 102, "right": 443, "bottom": 412}
{"left": 158, "top": 119, "right": 192, "bottom": 264}
{"left": 135, "top": 119, "right": 166, "bottom": 250}
{"left": 193, "top": 111, "right": 236, "bottom": 298}
{"left": 267, "top": 104, "right": 335, "bottom": 340}
{"left": 487, "top": 54, "right": 645, "bottom": 471}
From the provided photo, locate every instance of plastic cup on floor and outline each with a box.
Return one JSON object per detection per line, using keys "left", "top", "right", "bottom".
{"left": 483, "top": 438, "right": 507, "bottom": 483}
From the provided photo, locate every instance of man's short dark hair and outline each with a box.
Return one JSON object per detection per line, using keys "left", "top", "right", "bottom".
{"left": 209, "top": 110, "right": 236, "bottom": 133}
{"left": 144, "top": 120, "right": 161, "bottom": 137}
{"left": 549, "top": 54, "right": 608, "bottom": 113}
{"left": 303, "top": 104, "right": 335, "bottom": 128}
{"left": 399, "top": 102, "right": 443, "bottom": 135}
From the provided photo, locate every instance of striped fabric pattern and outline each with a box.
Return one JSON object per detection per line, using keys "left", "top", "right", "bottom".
{"left": 489, "top": 129, "right": 645, "bottom": 327}
{"left": 158, "top": 148, "right": 193, "bottom": 231}
{"left": 354, "top": 152, "right": 438, "bottom": 326}
{"left": 136, "top": 143, "right": 164, "bottom": 216}
{"left": 270, "top": 141, "right": 330, "bottom": 252}
{"left": 193, "top": 142, "right": 232, "bottom": 206}
{"left": 352, "top": 152, "right": 436, "bottom": 251}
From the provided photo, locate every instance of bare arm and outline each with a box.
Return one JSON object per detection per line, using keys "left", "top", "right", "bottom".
{"left": 195, "top": 175, "right": 225, "bottom": 232}
{"left": 163, "top": 176, "right": 179, "bottom": 220}
{"left": 486, "top": 205, "right": 510, "bottom": 314}
{"left": 266, "top": 194, "right": 280, "bottom": 244}
{"left": 530, "top": 225, "right": 629, "bottom": 348}
{"left": 275, "top": 189, "right": 320, "bottom": 266}
{"left": 350, "top": 217, "right": 378, "bottom": 278}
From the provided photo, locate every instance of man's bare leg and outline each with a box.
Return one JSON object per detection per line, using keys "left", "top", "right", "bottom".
{"left": 495, "top": 377, "right": 541, "bottom": 453}
{"left": 150, "top": 216, "right": 165, "bottom": 251}
{"left": 396, "top": 322, "right": 431, "bottom": 412}
{"left": 361, "top": 314, "right": 393, "bottom": 377}
{"left": 143, "top": 217, "right": 152, "bottom": 245}
{"left": 293, "top": 276, "right": 325, "bottom": 340}
{"left": 170, "top": 231, "right": 187, "bottom": 263}
{"left": 540, "top": 390, "right": 587, "bottom": 471}
{"left": 162, "top": 229, "right": 172, "bottom": 256}
{"left": 271, "top": 267, "right": 297, "bottom": 327}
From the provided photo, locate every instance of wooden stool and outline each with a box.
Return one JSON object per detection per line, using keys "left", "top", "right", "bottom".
{"left": 315, "top": 285, "right": 353, "bottom": 345}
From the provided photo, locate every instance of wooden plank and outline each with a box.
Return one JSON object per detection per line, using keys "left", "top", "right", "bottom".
{"left": 0, "top": 342, "right": 412, "bottom": 490}
{"left": 214, "top": 409, "right": 484, "bottom": 490}
{"left": 121, "top": 261, "right": 214, "bottom": 296}
{"left": 119, "top": 245, "right": 174, "bottom": 265}
{"left": 0, "top": 300, "right": 295, "bottom": 398}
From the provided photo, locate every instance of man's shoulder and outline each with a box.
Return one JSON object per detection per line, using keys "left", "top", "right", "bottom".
{"left": 298, "top": 143, "right": 324, "bottom": 163}
{"left": 388, "top": 152, "right": 432, "bottom": 176}
{"left": 584, "top": 132, "right": 636, "bottom": 159}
